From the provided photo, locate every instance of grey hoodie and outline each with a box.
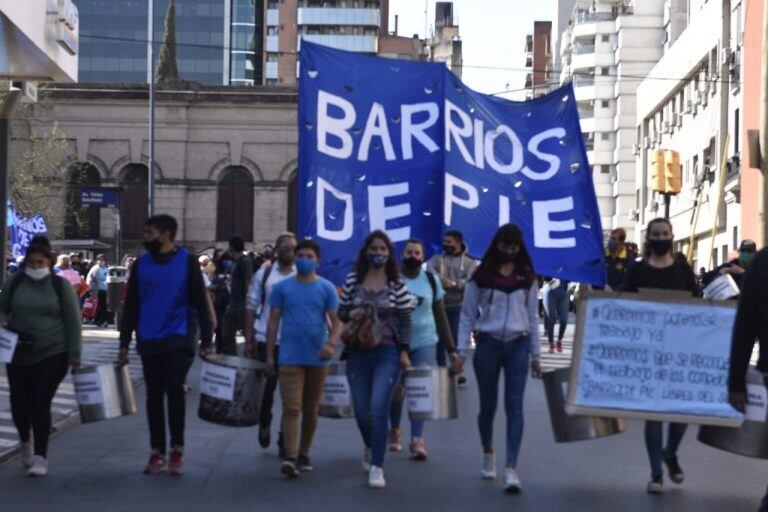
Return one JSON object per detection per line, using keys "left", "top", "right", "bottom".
{"left": 456, "top": 279, "right": 541, "bottom": 360}
{"left": 426, "top": 248, "right": 479, "bottom": 307}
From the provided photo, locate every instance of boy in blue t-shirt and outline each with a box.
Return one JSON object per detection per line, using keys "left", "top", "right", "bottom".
{"left": 266, "top": 239, "right": 341, "bottom": 478}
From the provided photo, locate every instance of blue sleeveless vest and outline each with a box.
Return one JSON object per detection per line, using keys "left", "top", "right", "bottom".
{"left": 137, "top": 248, "right": 189, "bottom": 342}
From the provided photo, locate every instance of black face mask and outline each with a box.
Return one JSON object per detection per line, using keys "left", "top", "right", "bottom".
{"left": 402, "top": 257, "right": 423, "bottom": 270}
{"left": 497, "top": 251, "right": 517, "bottom": 263}
{"left": 648, "top": 239, "right": 672, "bottom": 256}
{"left": 443, "top": 245, "right": 456, "bottom": 255}
{"left": 143, "top": 238, "right": 162, "bottom": 255}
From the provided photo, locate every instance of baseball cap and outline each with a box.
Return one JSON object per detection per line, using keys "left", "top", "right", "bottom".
{"left": 738, "top": 240, "right": 757, "bottom": 252}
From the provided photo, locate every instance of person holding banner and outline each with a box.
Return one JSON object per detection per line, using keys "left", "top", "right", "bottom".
{"left": 264, "top": 239, "right": 341, "bottom": 478}
{"left": 620, "top": 217, "right": 697, "bottom": 494}
{"left": 118, "top": 215, "right": 213, "bottom": 476}
{"left": 338, "top": 231, "right": 413, "bottom": 489}
{"left": 455, "top": 224, "right": 541, "bottom": 493}
{"left": 388, "top": 239, "right": 462, "bottom": 459}
{"left": 0, "top": 236, "right": 82, "bottom": 476}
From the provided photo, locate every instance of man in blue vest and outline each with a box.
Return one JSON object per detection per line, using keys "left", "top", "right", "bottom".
{"left": 118, "top": 214, "right": 213, "bottom": 476}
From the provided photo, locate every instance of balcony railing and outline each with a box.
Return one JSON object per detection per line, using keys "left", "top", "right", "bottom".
{"left": 574, "top": 44, "right": 595, "bottom": 55}
{"left": 573, "top": 75, "right": 595, "bottom": 87}
{"left": 297, "top": 8, "right": 380, "bottom": 27}
{"left": 575, "top": 11, "right": 617, "bottom": 24}
{"left": 299, "top": 34, "right": 378, "bottom": 53}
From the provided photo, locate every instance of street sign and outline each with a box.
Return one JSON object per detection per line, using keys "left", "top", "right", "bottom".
{"left": 80, "top": 188, "right": 118, "bottom": 207}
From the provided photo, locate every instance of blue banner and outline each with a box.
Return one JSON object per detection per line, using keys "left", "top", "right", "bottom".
{"left": 10, "top": 208, "right": 48, "bottom": 259}
{"left": 299, "top": 42, "right": 605, "bottom": 286}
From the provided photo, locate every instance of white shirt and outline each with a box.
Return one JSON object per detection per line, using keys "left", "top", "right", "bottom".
{"left": 246, "top": 262, "right": 297, "bottom": 343}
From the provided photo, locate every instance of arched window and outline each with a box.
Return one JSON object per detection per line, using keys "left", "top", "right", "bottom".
{"left": 287, "top": 170, "right": 298, "bottom": 234}
{"left": 120, "top": 164, "right": 148, "bottom": 239}
{"left": 216, "top": 166, "right": 254, "bottom": 241}
{"left": 65, "top": 163, "right": 101, "bottom": 239}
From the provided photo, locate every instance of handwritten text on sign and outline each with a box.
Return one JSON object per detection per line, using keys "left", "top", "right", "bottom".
{"left": 321, "top": 375, "right": 352, "bottom": 407}
{"left": 406, "top": 376, "right": 433, "bottom": 413}
{"left": 573, "top": 297, "right": 741, "bottom": 420}
{"left": 73, "top": 372, "right": 104, "bottom": 406}
{"left": 200, "top": 362, "right": 237, "bottom": 401}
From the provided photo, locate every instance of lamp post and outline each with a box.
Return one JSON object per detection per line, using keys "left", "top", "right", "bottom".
{"left": 148, "top": 0, "right": 156, "bottom": 217}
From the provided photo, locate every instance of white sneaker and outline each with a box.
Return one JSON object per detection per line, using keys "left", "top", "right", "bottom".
{"left": 362, "top": 448, "right": 371, "bottom": 472}
{"left": 481, "top": 453, "right": 497, "bottom": 480}
{"left": 20, "top": 442, "right": 34, "bottom": 467}
{"left": 368, "top": 465, "right": 386, "bottom": 489}
{"left": 504, "top": 467, "right": 522, "bottom": 493}
{"left": 28, "top": 456, "right": 48, "bottom": 477}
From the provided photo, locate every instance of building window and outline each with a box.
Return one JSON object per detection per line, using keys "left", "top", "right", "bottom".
{"left": 601, "top": 34, "right": 609, "bottom": 42}
{"left": 601, "top": 67, "right": 609, "bottom": 75}
{"left": 216, "top": 166, "right": 254, "bottom": 241}
{"left": 65, "top": 163, "right": 101, "bottom": 239}
{"left": 733, "top": 226, "right": 738, "bottom": 250}
{"left": 601, "top": 165, "right": 610, "bottom": 174}
{"left": 601, "top": 133, "right": 610, "bottom": 141}
{"left": 120, "top": 164, "right": 148, "bottom": 239}
{"left": 601, "top": 100, "right": 609, "bottom": 108}
{"left": 734, "top": 108, "right": 740, "bottom": 153}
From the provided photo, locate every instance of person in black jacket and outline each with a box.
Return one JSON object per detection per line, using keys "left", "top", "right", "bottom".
{"left": 118, "top": 215, "right": 213, "bottom": 476}
{"left": 728, "top": 245, "right": 768, "bottom": 512}
{"left": 702, "top": 240, "right": 757, "bottom": 291}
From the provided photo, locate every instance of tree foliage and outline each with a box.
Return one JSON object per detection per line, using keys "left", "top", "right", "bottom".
{"left": 155, "top": 0, "right": 180, "bottom": 84}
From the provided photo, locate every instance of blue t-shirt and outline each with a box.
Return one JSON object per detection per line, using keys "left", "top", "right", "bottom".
{"left": 403, "top": 271, "right": 445, "bottom": 350}
{"left": 97, "top": 267, "right": 108, "bottom": 291}
{"left": 269, "top": 276, "right": 339, "bottom": 366}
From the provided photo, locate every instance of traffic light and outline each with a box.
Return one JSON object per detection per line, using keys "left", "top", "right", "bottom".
{"left": 649, "top": 149, "right": 665, "bottom": 193}
{"left": 664, "top": 149, "right": 682, "bottom": 195}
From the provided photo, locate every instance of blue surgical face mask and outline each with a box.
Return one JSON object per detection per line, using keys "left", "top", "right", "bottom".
{"left": 295, "top": 257, "right": 317, "bottom": 276}
{"left": 607, "top": 240, "right": 618, "bottom": 251}
{"left": 367, "top": 253, "right": 388, "bottom": 268}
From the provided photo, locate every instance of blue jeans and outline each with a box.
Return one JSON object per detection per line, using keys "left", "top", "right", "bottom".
{"left": 546, "top": 289, "right": 569, "bottom": 343}
{"left": 347, "top": 344, "right": 401, "bottom": 468}
{"left": 473, "top": 333, "right": 530, "bottom": 465}
{"left": 389, "top": 345, "right": 437, "bottom": 439}
{"left": 438, "top": 305, "right": 461, "bottom": 367}
{"left": 644, "top": 421, "right": 687, "bottom": 476}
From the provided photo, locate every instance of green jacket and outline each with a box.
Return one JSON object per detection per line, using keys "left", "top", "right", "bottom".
{"left": 0, "top": 273, "right": 82, "bottom": 365}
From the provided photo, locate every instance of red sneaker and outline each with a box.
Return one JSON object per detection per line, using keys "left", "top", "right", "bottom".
{"left": 556, "top": 341, "right": 563, "bottom": 353}
{"left": 144, "top": 451, "right": 167, "bottom": 475}
{"left": 548, "top": 343, "right": 555, "bottom": 353}
{"left": 168, "top": 449, "right": 184, "bottom": 476}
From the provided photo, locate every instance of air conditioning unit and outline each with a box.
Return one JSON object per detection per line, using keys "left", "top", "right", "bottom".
{"left": 643, "top": 136, "right": 651, "bottom": 148}
{"left": 663, "top": 121, "right": 671, "bottom": 134}
{"left": 721, "top": 47, "right": 734, "bottom": 67}
{"left": 675, "top": 112, "right": 683, "bottom": 127}
{"left": 700, "top": 90, "right": 708, "bottom": 107}
{"left": 702, "top": 81, "right": 710, "bottom": 95}
{"left": 654, "top": 131, "right": 662, "bottom": 144}
{"left": 695, "top": 90, "right": 703, "bottom": 106}
{"left": 684, "top": 100, "right": 693, "bottom": 114}
{"left": 629, "top": 208, "right": 640, "bottom": 221}
{"left": 632, "top": 143, "right": 641, "bottom": 155}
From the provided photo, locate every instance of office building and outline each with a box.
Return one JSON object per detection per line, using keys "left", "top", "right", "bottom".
{"left": 428, "top": 2, "right": 462, "bottom": 78}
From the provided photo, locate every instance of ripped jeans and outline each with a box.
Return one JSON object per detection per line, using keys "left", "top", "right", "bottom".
{"left": 346, "top": 344, "right": 401, "bottom": 468}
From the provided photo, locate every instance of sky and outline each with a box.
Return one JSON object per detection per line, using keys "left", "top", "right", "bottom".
{"left": 388, "top": 0, "right": 555, "bottom": 100}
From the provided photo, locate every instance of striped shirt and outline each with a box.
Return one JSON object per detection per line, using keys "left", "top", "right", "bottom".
{"left": 339, "top": 272, "right": 413, "bottom": 349}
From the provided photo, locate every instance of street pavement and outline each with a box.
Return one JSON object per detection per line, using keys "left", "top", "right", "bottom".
{"left": 0, "top": 322, "right": 766, "bottom": 512}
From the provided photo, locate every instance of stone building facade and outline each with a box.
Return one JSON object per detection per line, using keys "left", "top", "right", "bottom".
{"left": 12, "top": 83, "right": 299, "bottom": 258}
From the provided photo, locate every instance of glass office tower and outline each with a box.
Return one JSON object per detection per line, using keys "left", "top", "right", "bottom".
{"left": 77, "top": 0, "right": 259, "bottom": 85}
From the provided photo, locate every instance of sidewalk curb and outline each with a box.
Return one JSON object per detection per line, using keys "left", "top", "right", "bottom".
{"left": 0, "top": 409, "right": 82, "bottom": 466}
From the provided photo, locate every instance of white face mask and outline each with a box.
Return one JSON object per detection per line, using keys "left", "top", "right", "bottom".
{"left": 25, "top": 267, "right": 51, "bottom": 281}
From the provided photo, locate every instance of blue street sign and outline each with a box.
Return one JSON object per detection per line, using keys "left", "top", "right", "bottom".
{"left": 80, "top": 188, "right": 118, "bottom": 207}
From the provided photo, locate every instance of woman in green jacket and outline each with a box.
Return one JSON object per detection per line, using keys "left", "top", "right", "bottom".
{"left": 0, "top": 237, "right": 82, "bottom": 476}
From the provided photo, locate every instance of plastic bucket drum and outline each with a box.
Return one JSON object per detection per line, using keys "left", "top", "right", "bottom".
{"left": 543, "top": 367, "right": 625, "bottom": 442}
{"left": 73, "top": 364, "right": 137, "bottom": 423}
{"left": 698, "top": 367, "right": 768, "bottom": 459}
{"left": 406, "top": 367, "right": 458, "bottom": 421}
{"left": 319, "top": 362, "right": 354, "bottom": 419}
{"left": 198, "top": 354, "right": 266, "bottom": 427}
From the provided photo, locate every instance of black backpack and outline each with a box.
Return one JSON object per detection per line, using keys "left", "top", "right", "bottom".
{"left": 210, "top": 272, "right": 230, "bottom": 307}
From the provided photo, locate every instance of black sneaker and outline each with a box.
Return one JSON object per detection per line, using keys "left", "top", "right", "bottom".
{"left": 647, "top": 474, "right": 663, "bottom": 494}
{"left": 281, "top": 460, "right": 299, "bottom": 478}
{"left": 662, "top": 453, "right": 684, "bottom": 484}
{"left": 457, "top": 373, "right": 467, "bottom": 386}
{"left": 259, "top": 424, "right": 271, "bottom": 449}
{"left": 277, "top": 432, "right": 286, "bottom": 459}
{"left": 297, "top": 455, "right": 313, "bottom": 472}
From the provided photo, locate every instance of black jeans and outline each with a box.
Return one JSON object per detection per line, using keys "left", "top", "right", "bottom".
{"left": 141, "top": 350, "right": 194, "bottom": 454}
{"left": 95, "top": 290, "right": 112, "bottom": 325}
{"left": 256, "top": 343, "right": 280, "bottom": 428}
{"left": 6, "top": 352, "right": 69, "bottom": 457}
{"left": 221, "top": 304, "right": 245, "bottom": 356}
{"left": 213, "top": 301, "right": 227, "bottom": 354}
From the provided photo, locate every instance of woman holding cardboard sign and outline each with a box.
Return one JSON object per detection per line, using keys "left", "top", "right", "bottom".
{"left": 621, "top": 217, "right": 697, "bottom": 494}
{"left": 0, "top": 236, "right": 82, "bottom": 477}
{"left": 455, "top": 224, "right": 542, "bottom": 494}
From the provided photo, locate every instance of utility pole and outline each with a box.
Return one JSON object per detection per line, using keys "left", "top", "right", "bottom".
{"left": 759, "top": 0, "right": 768, "bottom": 247}
{"left": 148, "top": 0, "right": 156, "bottom": 217}
{"left": 0, "top": 91, "right": 22, "bottom": 284}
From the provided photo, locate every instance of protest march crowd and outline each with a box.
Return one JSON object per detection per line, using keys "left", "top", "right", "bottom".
{"left": 1, "top": 211, "right": 766, "bottom": 509}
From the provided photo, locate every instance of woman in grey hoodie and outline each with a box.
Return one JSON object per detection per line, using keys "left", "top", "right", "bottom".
{"left": 456, "top": 224, "right": 542, "bottom": 494}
